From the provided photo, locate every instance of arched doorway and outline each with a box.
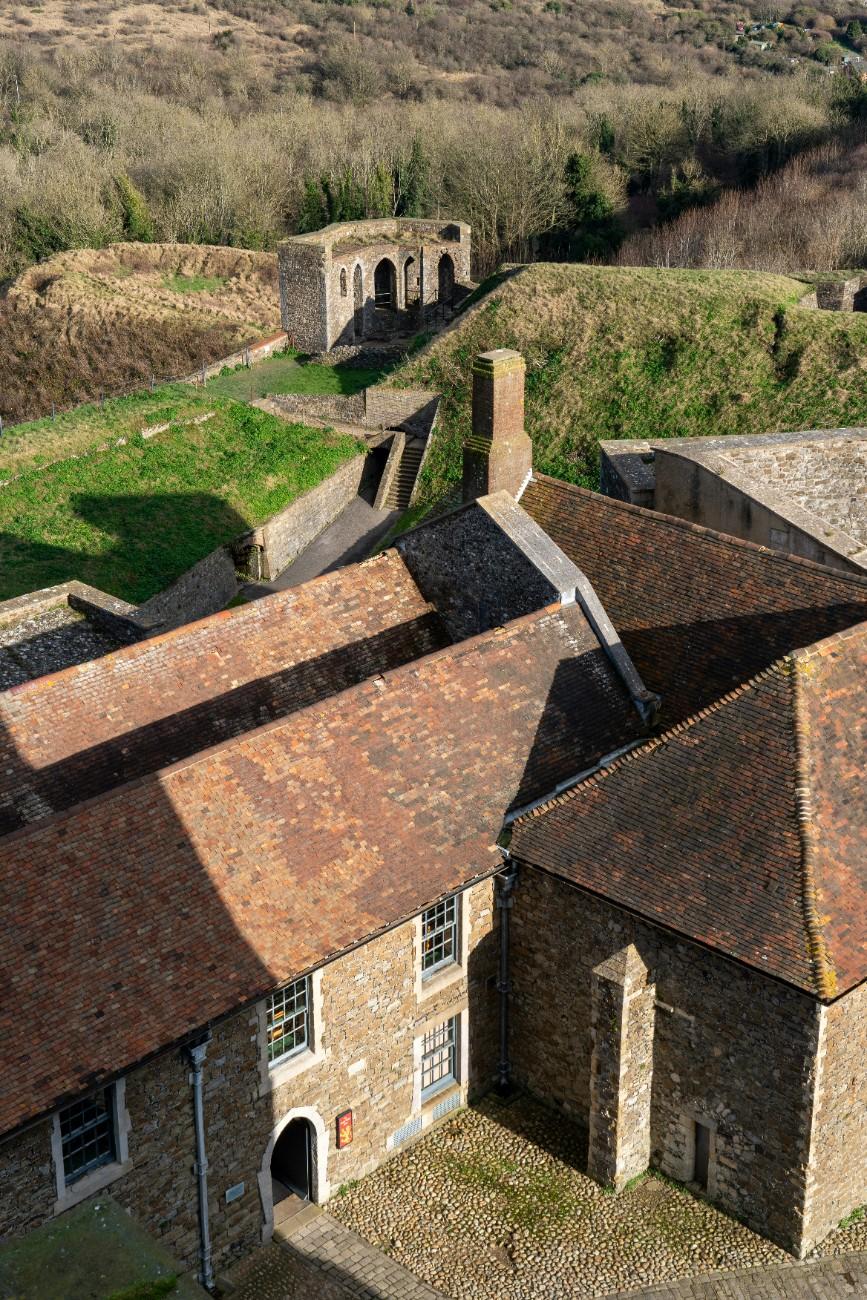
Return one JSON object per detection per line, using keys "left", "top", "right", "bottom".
{"left": 353, "top": 264, "right": 364, "bottom": 339}
{"left": 438, "top": 253, "right": 455, "bottom": 305}
{"left": 259, "top": 1106, "right": 329, "bottom": 1241}
{"left": 272, "top": 1117, "right": 312, "bottom": 1203}
{"left": 374, "top": 258, "right": 397, "bottom": 311}
{"left": 404, "top": 256, "right": 417, "bottom": 307}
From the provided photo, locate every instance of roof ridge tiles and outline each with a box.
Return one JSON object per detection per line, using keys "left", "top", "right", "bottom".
{"left": 791, "top": 657, "right": 838, "bottom": 999}
{"left": 1, "top": 550, "right": 410, "bottom": 697}
{"left": 0, "top": 600, "right": 577, "bottom": 850}
{"left": 529, "top": 473, "right": 867, "bottom": 590}
{"left": 513, "top": 656, "right": 793, "bottom": 825}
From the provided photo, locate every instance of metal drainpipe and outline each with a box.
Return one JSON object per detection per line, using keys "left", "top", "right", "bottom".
{"left": 495, "top": 858, "right": 518, "bottom": 1093}
{"left": 186, "top": 1034, "right": 215, "bottom": 1294}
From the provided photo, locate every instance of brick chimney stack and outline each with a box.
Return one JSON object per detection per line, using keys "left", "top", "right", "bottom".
{"left": 462, "top": 349, "right": 532, "bottom": 502}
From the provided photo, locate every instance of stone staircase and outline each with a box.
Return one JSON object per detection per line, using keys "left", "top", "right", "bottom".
{"left": 384, "top": 436, "right": 425, "bottom": 510}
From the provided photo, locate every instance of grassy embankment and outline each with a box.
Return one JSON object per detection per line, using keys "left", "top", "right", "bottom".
{"left": 0, "top": 386, "right": 360, "bottom": 604}
{"left": 390, "top": 264, "right": 867, "bottom": 501}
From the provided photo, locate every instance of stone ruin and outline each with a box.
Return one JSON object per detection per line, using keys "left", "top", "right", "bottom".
{"left": 277, "top": 218, "right": 472, "bottom": 353}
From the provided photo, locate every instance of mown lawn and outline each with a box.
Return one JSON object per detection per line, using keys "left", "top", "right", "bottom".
{"left": 391, "top": 263, "right": 867, "bottom": 500}
{"left": 203, "top": 351, "right": 390, "bottom": 403}
{"left": 0, "top": 387, "right": 361, "bottom": 603}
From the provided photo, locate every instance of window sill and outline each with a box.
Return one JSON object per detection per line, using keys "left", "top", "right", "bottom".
{"left": 259, "top": 1046, "right": 323, "bottom": 1098}
{"left": 418, "top": 962, "right": 465, "bottom": 1004}
{"left": 54, "top": 1158, "right": 132, "bottom": 1216}
{"left": 421, "top": 1080, "right": 461, "bottom": 1112}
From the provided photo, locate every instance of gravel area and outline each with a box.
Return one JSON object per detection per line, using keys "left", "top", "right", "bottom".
{"left": 328, "top": 1094, "right": 865, "bottom": 1300}
{"left": 0, "top": 605, "right": 124, "bottom": 688}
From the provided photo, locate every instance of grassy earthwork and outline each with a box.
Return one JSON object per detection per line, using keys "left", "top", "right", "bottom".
{"left": 0, "top": 385, "right": 361, "bottom": 604}
{"left": 389, "top": 263, "right": 867, "bottom": 500}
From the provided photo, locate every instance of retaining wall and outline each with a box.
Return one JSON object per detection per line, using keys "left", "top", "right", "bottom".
{"left": 234, "top": 451, "right": 367, "bottom": 581}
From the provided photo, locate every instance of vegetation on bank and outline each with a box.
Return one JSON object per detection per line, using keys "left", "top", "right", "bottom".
{"left": 394, "top": 263, "right": 867, "bottom": 497}
{"left": 202, "top": 351, "right": 391, "bottom": 402}
{"left": 0, "top": 388, "right": 360, "bottom": 604}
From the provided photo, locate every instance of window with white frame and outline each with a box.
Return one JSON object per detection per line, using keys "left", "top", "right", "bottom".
{"left": 59, "top": 1088, "right": 117, "bottom": 1186}
{"left": 266, "top": 976, "right": 310, "bottom": 1065}
{"left": 421, "top": 1016, "right": 458, "bottom": 1099}
{"left": 421, "top": 897, "right": 458, "bottom": 975}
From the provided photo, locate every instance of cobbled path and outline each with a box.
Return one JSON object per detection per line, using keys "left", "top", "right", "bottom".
{"left": 607, "top": 1253, "right": 867, "bottom": 1298}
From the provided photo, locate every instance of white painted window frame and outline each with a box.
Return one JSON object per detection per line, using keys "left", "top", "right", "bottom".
{"left": 414, "top": 889, "right": 469, "bottom": 1004}
{"left": 410, "top": 1002, "right": 469, "bottom": 1118}
{"left": 51, "top": 1078, "right": 131, "bottom": 1215}
{"left": 257, "top": 968, "right": 325, "bottom": 1097}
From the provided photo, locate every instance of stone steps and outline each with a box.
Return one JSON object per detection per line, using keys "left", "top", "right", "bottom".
{"left": 385, "top": 441, "right": 425, "bottom": 510}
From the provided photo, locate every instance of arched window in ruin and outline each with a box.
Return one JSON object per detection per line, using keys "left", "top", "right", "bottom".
{"left": 404, "top": 256, "right": 417, "bottom": 307}
{"left": 353, "top": 264, "right": 364, "bottom": 339}
{"left": 438, "top": 253, "right": 455, "bottom": 306}
{"left": 339, "top": 267, "right": 348, "bottom": 297}
{"left": 374, "top": 258, "right": 397, "bottom": 311}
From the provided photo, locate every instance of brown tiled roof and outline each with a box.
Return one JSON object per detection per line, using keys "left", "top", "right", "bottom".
{"left": 521, "top": 475, "right": 867, "bottom": 728}
{"left": 0, "top": 552, "right": 447, "bottom": 836}
{"left": 0, "top": 603, "right": 638, "bottom": 1138}
{"left": 511, "top": 622, "right": 867, "bottom": 999}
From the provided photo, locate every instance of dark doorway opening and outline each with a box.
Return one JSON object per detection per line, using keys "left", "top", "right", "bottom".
{"left": 374, "top": 258, "right": 397, "bottom": 311}
{"left": 854, "top": 286, "right": 867, "bottom": 312}
{"left": 353, "top": 264, "right": 364, "bottom": 339}
{"left": 437, "top": 253, "right": 455, "bottom": 306}
{"left": 272, "top": 1117, "right": 312, "bottom": 1205}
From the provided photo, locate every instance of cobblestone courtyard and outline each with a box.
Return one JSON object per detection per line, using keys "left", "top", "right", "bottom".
{"left": 327, "top": 1094, "right": 867, "bottom": 1299}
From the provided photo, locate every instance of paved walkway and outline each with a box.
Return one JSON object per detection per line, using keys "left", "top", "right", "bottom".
{"left": 242, "top": 496, "right": 399, "bottom": 598}
{"left": 282, "top": 1207, "right": 447, "bottom": 1299}
{"left": 607, "top": 1253, "right": 867, "bottom": 1299}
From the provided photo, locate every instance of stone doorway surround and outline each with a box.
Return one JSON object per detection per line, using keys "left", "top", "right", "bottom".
{"left": 258, "top": 1105, "right": 330, "bottom": 1243}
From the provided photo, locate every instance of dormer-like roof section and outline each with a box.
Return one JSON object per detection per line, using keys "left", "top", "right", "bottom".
{"left": 511, "top": 622, "right": 867, "bottom": 999}
{"left": 0, "top": 551, "right": 448, "bottom": 835}
{"left": 521, "top": 475, "right": 867, "bottom": 728}
{"left": 0, "top": 602, "right": 639, "bottom": 1138}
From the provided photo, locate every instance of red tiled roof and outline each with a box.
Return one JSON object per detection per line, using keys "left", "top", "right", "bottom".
{"left": 521, "top": 475, "right": 867, "bottom": 728}
{"left": 0, "top": 603, "right": 638, "bottom": 1137}
{"left": 0, "top": 552, "right": 447, "bottom": 835}
{"left": 511, "top": 622, "right": 867, "bottom": 999}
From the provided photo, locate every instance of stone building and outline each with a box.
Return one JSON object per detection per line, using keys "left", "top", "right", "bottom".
{"left": 278, "top": 218, "right": 472, "bottom": 353}
{"left": 599, "top": 427, "right": 867, "bottom": 574}
{"left": 0, "top": 351, "right": 865, "bottom": 1290}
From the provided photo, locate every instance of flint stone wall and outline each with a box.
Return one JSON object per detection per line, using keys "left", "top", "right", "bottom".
{"left": 0, "top": 880, "right": 497, "bottom": 1274}
{"left": 510, "top": 867, "right": 829, "bottom": 1255}
{"left": 279, "top": 220, "right": 471, "bottom": 353}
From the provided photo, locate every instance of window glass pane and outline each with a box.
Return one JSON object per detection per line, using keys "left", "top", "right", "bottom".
{"left": 266, "top": 977, "right": 309, "bottom": 1063}
{"left": 421, "top": 897, "right": 458, "bottom": 973}
{"left": 60, "top": 1088, "right": 116, "bottom": 1184}
{"left": 421, "top": 1016, "right": 457, "bottom": 1097}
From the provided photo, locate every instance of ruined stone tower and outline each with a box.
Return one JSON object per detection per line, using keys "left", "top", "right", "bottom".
{"left": 462, "top": 349, "right": 533, "bottom": 502}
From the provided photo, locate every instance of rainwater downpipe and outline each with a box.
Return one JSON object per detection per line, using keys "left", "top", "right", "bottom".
{"left": 495, "top": 857, "right": 518, "bottom": 1093}
{"left": 186, "top": 1033, "right": 215, "bottom": 1294}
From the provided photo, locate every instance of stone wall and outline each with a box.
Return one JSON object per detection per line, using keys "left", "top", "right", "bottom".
{"left": 264, "top": 392, "right": 367, "bottom": 427}
{"left": 279, "top": 220, "right": 471, "bottom": 353}
{"left": 234, "top": 450, "right": 366, "bottom": 581}
{"left": 364, "top": 387, "right": 439, "bottom": 436}
{"left": 803, "top": 981, "right": 867, "bottom": 1251}
{"left": 396, "top": 501, "right": 560, "bottom": 641}
{"left": 510, "top": 867, "right": 824, "bottom": 1254}
{"left": 135, "top": 546, "right": 239, "bottom": 633}
{"left": 0, "top": 879, "right": 498, "bottom": 1276}
{"left": 181, "top": 332, "right": 289, "bottom": 387}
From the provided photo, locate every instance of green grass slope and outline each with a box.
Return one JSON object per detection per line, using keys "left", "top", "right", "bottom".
{"left": 0, "top": 386, "right": 360, "bottom": 604}
{"left": 393, "top": 265, "right": 867, "bottom": 500}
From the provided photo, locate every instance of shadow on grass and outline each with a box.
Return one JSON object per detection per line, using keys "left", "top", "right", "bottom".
{"left": 0, "top": 492, "right": 250, "bottom": 606}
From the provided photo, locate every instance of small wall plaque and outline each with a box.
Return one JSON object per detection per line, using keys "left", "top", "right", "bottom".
{"left": 336, "top": 1109, "right": 353, "bottom": 1148}
{"left": 225, "top": 1182, "right": 245, "bottom": 1204}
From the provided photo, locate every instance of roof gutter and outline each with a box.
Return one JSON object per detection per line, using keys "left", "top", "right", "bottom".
{"left": 503, "top": 739, "right": 645, "bottom": 826}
